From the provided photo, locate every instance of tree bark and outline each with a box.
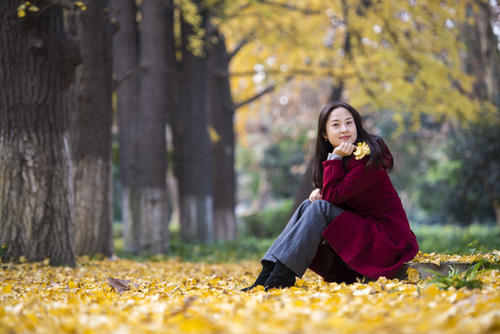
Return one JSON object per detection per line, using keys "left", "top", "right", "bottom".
{"left": 462, "top": 2, "right": 500, "bottom": 106}
{"left": 135, "top": 0, "right": 170, "bottom": 252}
{"left": 172, "top": 4, "right": 214, "bottom": 242}
{"left": 461, "top": 2, "right": 500, "bottom": 231}
{"left": 207, "top": 29, "right": 237, "bottom": 240}
{"left": 110, "top": 0, "right": 141, "bottom": 253}
{"left": 67, "top": 0, "right": 114, "bottom": 257}
{"left": 0, "top": 1, "right": 79, "bottom": 266}
{"left": 493, "top": 198, "right": 500, "bottom": 232}
{"left": 475, "top": 2, "right": 500, "bottom": 107}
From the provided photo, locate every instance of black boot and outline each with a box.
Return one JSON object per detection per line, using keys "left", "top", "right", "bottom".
{"left": 263, "top": 261, "right": 296, "bottom": 291}
{"left": 241, "top": 260, "right": 275, "bottom": 291}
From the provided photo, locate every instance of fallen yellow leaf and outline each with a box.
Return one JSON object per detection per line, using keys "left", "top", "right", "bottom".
{"left": 407, "top": 267, "right": 420, "bottom": 283}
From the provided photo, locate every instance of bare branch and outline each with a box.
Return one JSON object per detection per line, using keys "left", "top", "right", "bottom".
{"left": 232, "top": 76, "right": 293, "bottom": 110}
{"left": 232, "top": 85, "right": 276, "bottom": 110}
{"left": 257, "top": 0, "right": 321, "bottom": 15}
{"left": 230, "top": 68, "right": 315, "bottom": 78}
{"left": 228, "top": 36, "right": 252, "bottom": 61}
{"left": 112, "top": 69, "right": 135, "bottom": 92}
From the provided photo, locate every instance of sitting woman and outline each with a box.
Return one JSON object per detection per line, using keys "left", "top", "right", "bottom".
{"left": 242, "top": 101, "right": 419, "bottom": 291}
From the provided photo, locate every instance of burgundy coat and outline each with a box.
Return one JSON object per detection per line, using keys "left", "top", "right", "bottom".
{"left": 308, "top": 152, "right": 419, "bottom": 282}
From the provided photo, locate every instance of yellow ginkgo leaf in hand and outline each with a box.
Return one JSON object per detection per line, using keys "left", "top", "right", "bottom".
{"left": 353, "top": 141, "right": 370, "bottom": 160}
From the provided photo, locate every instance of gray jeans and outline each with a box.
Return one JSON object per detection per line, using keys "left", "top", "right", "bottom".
{"left": 262, "top": 199, "right": 343, "bottom": 277}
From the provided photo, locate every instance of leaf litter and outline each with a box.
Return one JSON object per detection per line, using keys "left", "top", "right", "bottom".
{"left": 0, "top": 251, "right": 499, "bottom": 333}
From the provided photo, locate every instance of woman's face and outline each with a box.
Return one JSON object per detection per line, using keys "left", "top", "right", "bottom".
{"left": 324, "top": 107, "right": 357, "bottom": 147}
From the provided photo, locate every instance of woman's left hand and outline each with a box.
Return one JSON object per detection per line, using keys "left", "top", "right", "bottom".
{"left": 309, "top": 188, "right": 322, "bottom": 202}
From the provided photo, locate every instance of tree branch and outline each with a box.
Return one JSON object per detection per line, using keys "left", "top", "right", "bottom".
{"left": 257, "top": 0, "right": 321, "bottom": 15}
{"left": 232, "top": 76, "right": 293, "bottom": 110}
{"left": 232, "top": 85, "right": 276, "bottom": 110}
{"left": 230, "top": 68, "right": 315, "bottom": 78}
{"left": 112, "top": 69, "right": 135, "bottom": 91}
{"left": 228, "top": 36, "right": 252, "bottom": 61}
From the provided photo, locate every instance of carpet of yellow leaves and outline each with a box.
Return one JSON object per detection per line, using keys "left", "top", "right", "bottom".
{"left": 1, "top": 253, "right": 500, "bottom": 334}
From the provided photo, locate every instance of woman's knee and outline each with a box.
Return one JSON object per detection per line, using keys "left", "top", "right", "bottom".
{"left": 300, "top": 199, "right": 311, "bottom": 206}
{"left": 309, "top": 200, "right": 342, "bottom": 216}
{"left": 297, "top": 199, "right": 312, "bottom": 213}
{"left": 309, "top": 199, "right": 329, "bottom": 210}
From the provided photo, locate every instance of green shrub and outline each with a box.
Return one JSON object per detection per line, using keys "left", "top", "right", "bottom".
{"left": 413, "top": 224, "right": 500, "bottom": 254}
{"left": 238, "top": 199, "right": 294, "bottom": 238}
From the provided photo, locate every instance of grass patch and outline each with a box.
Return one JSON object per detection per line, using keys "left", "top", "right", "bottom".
{"left": 113, "top": 223, "right": 272, "bottom": 263}
{"left": 113, "top": 223, "right": 500, "bottom": 262}
{"left": 412, "top": 224, "right": 500, "bottom": 254}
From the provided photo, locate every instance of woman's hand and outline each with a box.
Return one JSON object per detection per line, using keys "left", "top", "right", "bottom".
{"left": 309, "top": 188, "right": 322, "bottom": 202}
{"left": 333, "top": 142, "right": 356, "bottom": 157}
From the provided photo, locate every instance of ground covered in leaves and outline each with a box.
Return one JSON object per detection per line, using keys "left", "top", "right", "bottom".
{"left": 1, "top": 252, "right": 500, "bottom": 333}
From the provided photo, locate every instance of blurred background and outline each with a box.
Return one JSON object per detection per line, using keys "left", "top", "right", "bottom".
{"left": 1, "top": 0, "right": 499, "bottom": 265}
{"left": 111, "top": 0, "right": 500, "bottom": 257}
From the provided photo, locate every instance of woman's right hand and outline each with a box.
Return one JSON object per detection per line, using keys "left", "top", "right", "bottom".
{"left": 309, "top": 188, "right": 322, "bottom": 202}
{"left": 333, "top": 142, "right": 356, "bottom": 157}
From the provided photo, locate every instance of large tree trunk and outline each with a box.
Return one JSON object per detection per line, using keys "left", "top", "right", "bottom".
{"left": 462, "top": 2, "right": 500, "bottom": 105}
{"left": 135, "top": 0, "right": 170, "bottom": 252}
{"left": 462, "top": 2, "right": 500, "bottom": 231}
{"left": 475, "top": 2, "right": 500, "bottom": 107}
{"left": 110, "top": 0, "right": 141, "bottom": 253}
{"left": 172, "top": 4, "right": 214, "bottom": 242}
{"left": 207, "top": 29, "right": 237, "bottom": 240}
{"left": 67, "top": 0, "right": 114, "bottom": 257}
{"left": 0, "top": 1, "right": 79, "bottom": 266}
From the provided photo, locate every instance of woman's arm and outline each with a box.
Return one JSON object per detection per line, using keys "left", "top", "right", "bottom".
{"left": 321, "top": 158, "right": 384, "bottom": 204}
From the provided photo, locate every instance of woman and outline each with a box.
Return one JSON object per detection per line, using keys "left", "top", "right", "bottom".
{"left": 242, "top": 101, "right": 419, "bottom": 291}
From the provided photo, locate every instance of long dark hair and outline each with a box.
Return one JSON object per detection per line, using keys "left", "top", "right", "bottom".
{"left": 312, "top": 101, "right": 393, "bottom": 189}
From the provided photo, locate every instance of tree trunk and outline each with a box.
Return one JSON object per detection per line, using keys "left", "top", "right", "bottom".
{"left": 135, "top": 0, "right": 170, "bottom": 252}
{"left": 172, "top": 5, "right": 214, "bottom": 242}
{"left": 475, "top": 2, "right": 500, "bottom": 107}
{"left": 67, "top": 0, "right": 114, "bottom": 257}
{"left": 110, "top": 0, "right": 141, "bottom": 253}
{"left": 0, "top": 1, "right": 80, "bottom": 266}
{"left": 475, "top": 2, "right": 500, "bottom": 231}
{"left": 493, "top": 198, "right": 500, "bottom": 233}
{"left": 462, "top": 2, "right": 500, "bottom": 106}
{"left": 207, "top": 29, "right": 237, "bottom": 240}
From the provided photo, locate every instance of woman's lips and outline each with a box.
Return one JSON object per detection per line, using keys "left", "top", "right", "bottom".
{"left": 340, "top": 136, "right": 350, "bottom": 140}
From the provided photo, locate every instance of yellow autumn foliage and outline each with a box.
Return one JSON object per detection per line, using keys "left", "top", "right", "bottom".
{"left": 1, "top": 253, "right": 500, "bottom": 333}
{"left": 215, "top": 0, "right": 489, "bottom": 141}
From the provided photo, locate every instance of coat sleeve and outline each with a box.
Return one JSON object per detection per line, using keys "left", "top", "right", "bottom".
{"left": 321, "top": 157, "right": 384, "bottom": 205}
